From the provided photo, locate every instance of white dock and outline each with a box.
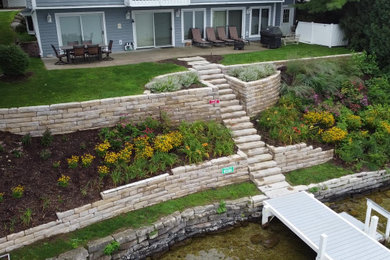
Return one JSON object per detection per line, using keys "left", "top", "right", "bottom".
{"left": 262, "top": 191, "right": 390, "bottom": 260}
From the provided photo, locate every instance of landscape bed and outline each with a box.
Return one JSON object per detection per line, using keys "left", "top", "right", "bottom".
{"left": 0, "top": 118, "right": 235, "bottom": 238}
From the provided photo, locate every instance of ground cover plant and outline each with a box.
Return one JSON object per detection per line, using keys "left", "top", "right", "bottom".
{"left": 10, "top": 182, "right": 259, "bottom": 260}
{"left": 0, "top": 117, "right": 235, "bottom": 237}
{"left": 146, "top": 72, "right": 202, "bottom": 93}
{"left": 221, "top": 43, "right": 352, "bottom": 65}
{"left": 227, "top": 64, "right": 276, "bottom": 82}
{"left": 0, "top": 58, "right": 185, "bottom": 108}
{"left": 256, "top": 53, "right": 390, "bottom": 171}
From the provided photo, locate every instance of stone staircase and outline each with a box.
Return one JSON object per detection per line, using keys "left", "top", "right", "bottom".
{"left": 178, "top": 56, "right": 295, "bottom": 198}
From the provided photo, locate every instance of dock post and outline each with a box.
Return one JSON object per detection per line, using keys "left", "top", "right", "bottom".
{"left": 316, "top": 233, "right": 328, "bottom": 260}
{"left": 369, "top": 216, "right": 379, "bottom": 239}
{"left": 364, "top": 201, "right": 372, "bottom": 233}
{"left": 262, "top": 205, "right": 270, "bottom": 225}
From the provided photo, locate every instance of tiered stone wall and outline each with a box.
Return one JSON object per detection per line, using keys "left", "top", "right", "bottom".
{"left": 47, "top": 195, "right": 267, "bottom": 260}
{"left": 308, "top": 170, "right": 390, "bottom": 201}
{"left": 267, "top": 143, "right": 334, "bottom": 173}
{"left": 223, "top": 71, "right": 281, "bottom": 117}
{"left": 0, "top": 79, "right": 220, "bottom": 136}
{"left": 0, "top": 152, "right": 249, "bottom": 254}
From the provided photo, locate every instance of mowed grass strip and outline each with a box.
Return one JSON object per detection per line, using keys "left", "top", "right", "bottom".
{"left": 0, "top": 58, "right": 185, "bottom": 108}
{"left": 285, "top": 162, "right": 354, "bottom": 186}
{"left": 11, "top": 182, "right": 260, "bottom": 260}
{"left": 221, "top": 43, "right": 352, "bottom": 65}
{"left": 0, "top": 11, "right": 18, "bottom": 45}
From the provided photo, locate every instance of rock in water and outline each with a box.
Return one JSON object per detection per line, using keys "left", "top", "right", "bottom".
{"left": 250, "top": 234, "right": 265, "bottom": 245}
{"left": 262, "top": 235, "right": 280, "bottom": 249}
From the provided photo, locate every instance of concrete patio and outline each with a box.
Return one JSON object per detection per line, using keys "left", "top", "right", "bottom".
{"left": 43, "top": 42, "right": 266, "bottom": 70}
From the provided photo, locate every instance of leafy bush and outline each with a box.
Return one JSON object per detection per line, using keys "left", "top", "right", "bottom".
{"left": 147, "top": 72, "right": 200, "bottom": 93}
{"left": 228, "top": 64, "right": 276, "bottom": 82}
{"left": 0, "top": 44, "right": 29, "bottom": 76}
{"left": 104, "top": 241, "right": 120, "bottom": 256}
{"left": 41, "top": 129, "right": 53, "bottom": 147}
{"left": 21, "top": 134, "right": 32, "bottom": 146}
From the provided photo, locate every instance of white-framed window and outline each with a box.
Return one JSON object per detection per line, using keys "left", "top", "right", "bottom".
{"left": 283, "top": 9, "right": 290, "bottom": 23}
{"left": 55, "top": 12, "right": 107, "bottom": 46}
{"left": 181, "top": 9, "right": 206, "bottom": 42}
{"left": 24, "top": 15, "right": 35, "bottom": 35}
{"left": 211, "top": 7, "right": 245, "bottom": 38}
{"left": 249, "top": 6, "right": 272, "bottom": 37}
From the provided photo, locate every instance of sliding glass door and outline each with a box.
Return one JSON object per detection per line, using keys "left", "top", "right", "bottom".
{"left": 134, "top": 11, "right": 173, "bottom": 49}
{"left": 212, "top": 9, "right": 243, "bottom": 37}
{"left": 57, "top": 13, "right": 105, "bottom": 46}
{"left": 183, "top": 10, "right": 205, "bottom": 40}
{"left": 250, "top": 7, "right": 271, "bottom": 36}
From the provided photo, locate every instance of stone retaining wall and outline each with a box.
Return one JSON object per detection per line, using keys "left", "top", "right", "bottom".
{"left": 307, "top": 170, "right": 390, "bottom": 201}
{"left": 267, "top": 143, "right": 334, "bottom": 173}
{"left": 224, "top": 71, "right": 281, "bottom": 117}
{"left": 0, "top": 77, "right": 220, "bottom": 136}
{"left": 48, "top": 195, "right": 267, "bottom": 260}
{"left": 0, "top": 152, "right": 250, "bottom": 254}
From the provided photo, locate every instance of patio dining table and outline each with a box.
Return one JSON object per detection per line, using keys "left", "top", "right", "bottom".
{"left": 60, "top": 44, "right": 107, "bottom": 63}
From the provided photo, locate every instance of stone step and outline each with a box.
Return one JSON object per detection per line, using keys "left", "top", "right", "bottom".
{"left": 188, "top": 60, "right": 209, "bottom": 66}
{"left": 209, "top": 78, "right": 227, "bottom": 85}
{"left": 231, "top": 128, "right": 257, "bottom": 138}
{"left": 250, "top": 167, "right": 282, "bottom": 179}
{"left": 216, "top": 83, "right": 231, "bottom": 89}
{"left": 259, "top": 181, "right": 291, "bottom": 193}
{"left": 197, "top": 69, "right": 222, "bottom": 75}
{"left": 221, "top": 110, "right": 247, "bottom": 120}
{"left": 236, "top": 140, "right": 265, "bottom": 150}
{"left": 218, "top": 88, "right": 234, "bottom": 95}
{"left": 223, "top": 116, "right": 251, "bottom": 125}
{"left": 233, "top": 134, "right": 261, "bottom": 144}
{"left": 247, "top": 154, "right": 273, "bottom": 164}
{"left": 178, "top": 56, "right": 205, "bottom": 62}
{"left": 221, "top": 105, "right": 244, "bottom": 114}
{"left": 200, "top": 73, "right": 225, "bottom": 80}
{"left": 220, "top": 99, "right": 240, "bottom": 108}
{"left": 249, "top": 160, "right": 278, "bottom": 172}
{"left": 247, "top": 147, "right": 269, "bottom": 156}
{"left": 219, "top": 94, "right": 237, "bottom": 101}
{"left": 228, "top": 122, "right": 253, "bottom": 131}
{"left": 192, "top": 64, "right": 219, "bottom": 71}
{"left": 255, "top": 173, "right": 286, "bottom": 186}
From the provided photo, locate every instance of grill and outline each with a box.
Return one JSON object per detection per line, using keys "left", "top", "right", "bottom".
{"left": 260, "top": 26, "right": 282, "bottom": 49}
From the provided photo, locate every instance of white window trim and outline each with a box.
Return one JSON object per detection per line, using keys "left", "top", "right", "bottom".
{"left": 181, "top": 8, "right": 206, "bottom": 43}
{"left": 282, "top": 5, "right": 295, "bottom": 25}
{"left": 31, "top": 11, "right": 43, "bottom": 56}
{"left": 132, "top": 9, "right": 175, "bottom": 50}
{"left": 210, "top": 7, "right": 246, "bottom": 39}
{"left": 248, "top": 6, "right": 272, "bottom": 38}
{"left": 54, "top": 11, "right": 108, "bottom": 47}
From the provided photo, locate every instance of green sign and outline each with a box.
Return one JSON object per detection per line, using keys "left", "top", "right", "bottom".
{"left": 222, "top": 166, "right": 234, "bottom": 174}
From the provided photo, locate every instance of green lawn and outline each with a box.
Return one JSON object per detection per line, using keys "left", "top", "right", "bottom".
{"left": 285, "top": 162, "right": 354, "bottom": 186}
{"left": 11, "top": 182, "right": 259, "bottom": 260}
{"left": 0, "top": 58, "right": 185, "bottom": 108}
{"left": 221, "top": 44, "right": 352, "bottom": 65}
{"left": 0, "top": 11, "right": 18, "bottom": 45}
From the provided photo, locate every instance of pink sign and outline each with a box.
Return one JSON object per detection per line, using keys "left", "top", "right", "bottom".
{"left": 209, "top": 100, "right": 220, "bottom": 104}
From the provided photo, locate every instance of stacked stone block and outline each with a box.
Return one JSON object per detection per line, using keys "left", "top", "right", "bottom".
{"left": 0, "top": 152, "right": 249, "bottom": 254}
{"left": 267, "top": 143, "right": 334, "bottom": 173}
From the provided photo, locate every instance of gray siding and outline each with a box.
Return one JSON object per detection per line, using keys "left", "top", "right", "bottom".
{"left": 191, "top": 0, "right": 283, "bottom": 4}
{"left": 284, "top": 0, "right": 295, "bottom": 5}
{"left": 36, "top": 0, "right": 123, "bottom": 8}
{"left": 26, "top": 0, "right": 32, "bottom": 8}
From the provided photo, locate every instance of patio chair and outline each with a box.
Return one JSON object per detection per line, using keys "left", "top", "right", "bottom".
{"left": 102, "top": 40, "right": 113, "bottom": 61}
{"left": 86, "top": 44, "right": 99, "bottom": 62}
{"left": 217, "top": 27, "right": 234, "bottom": 46}
{"left": 228, "top": 26, "right": 248, "bottom": 45}
{"left": 191, "top": 28, "right": 212, "bottom": 48}
{"left": 71, "top": 45, "right": 86, "bottom": 63}
{"left": 82, "top": 40, "right": 92, "bottom": 45}
{"left": 67, "top": 41, "right": 79, "bottom": 46}
{"left": 51, "top": 44, "right": 67, "bottom": 65}
{"left": 206, "top": 27, "right": 225, "bottom": 47}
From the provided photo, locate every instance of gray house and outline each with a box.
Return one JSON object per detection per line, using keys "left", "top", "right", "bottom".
{"left": 23, "top": 0, "right": 295, "bottom": 57}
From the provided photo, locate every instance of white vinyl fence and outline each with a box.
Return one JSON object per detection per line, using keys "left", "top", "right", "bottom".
{"left": 296, "top": 21, "right": 348, "bottom": 48}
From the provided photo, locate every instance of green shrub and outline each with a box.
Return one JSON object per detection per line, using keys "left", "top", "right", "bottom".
{"left": 21, "top": 133, "right": 32, "bottom": 146}
{"left": 179, "top": 72, "right": 199, "bottom": 87}
{"left": 147, "top": 72, "right": 200, "bottom": 93}
{"left": 366, "top": 76, "right": 390, "bottom": 105}
{"left": 41, "top": 129, "right": 53, "bottom": 147}
{"left": 0, "top": 44, "right": 29, "bottom": 76}
{"left": 217, "top": 200, "right": 227, "bottom": 214}
{"left": 228, "top": 64, "right": 276, "bottom": 82}
{"left": 39, "top": 149, "right": 51, "bottom": 160}
{"left": 104, "top": 241, "right": 120, "bottom": 256}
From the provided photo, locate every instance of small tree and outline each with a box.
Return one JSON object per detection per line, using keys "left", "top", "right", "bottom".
{"left": 0, "top": 44, "right": 29, "bottom": 77}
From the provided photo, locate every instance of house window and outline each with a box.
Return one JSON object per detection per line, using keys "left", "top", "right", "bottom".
{"left": 250, "top": 7, "right": 271, "bottom": 36}
{"left": 56, "top": 13, "right": 105, "bottom": 46}
{"left": 183, "top": 10, "right": 205, "bottom": 40}
{"left": 283, "top": 9, "right": 290, "bottom": 23}
{"left": 213, "top": 9, "right": 243, "bottom": 37}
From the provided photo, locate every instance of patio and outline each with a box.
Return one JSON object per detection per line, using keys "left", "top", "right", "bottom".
{"left": 43, "top": 42, "right": 266, "bottom": 70}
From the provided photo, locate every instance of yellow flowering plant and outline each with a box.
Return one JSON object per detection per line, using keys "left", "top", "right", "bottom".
{"left": 304, "top": 111, "right": 335, "bottom": 128}
{"left": 322, "top": 127, "right": 348, "bottom": 143}
{"left": 104, "top": 151, "right": 119, "bottom": 165}
{"left": 58, "top": 175, "right": 71, "bottom": 187}
{"left": 95, "top": 140, "right": 111, "bottom": 157}
{"left": 98, "top": 165, "right": 110, "bottom": 177}
{"left": 12, "top": 185, "right": 24, "bottom": 198}
{"left": 81, "top": 153, "right": 95, "bottom": 168}
{"left": 118, "top": 142, "right": 133, "bottom": 163}
{"left": 67, "top": 155, "right": 79, "bottom": 169}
